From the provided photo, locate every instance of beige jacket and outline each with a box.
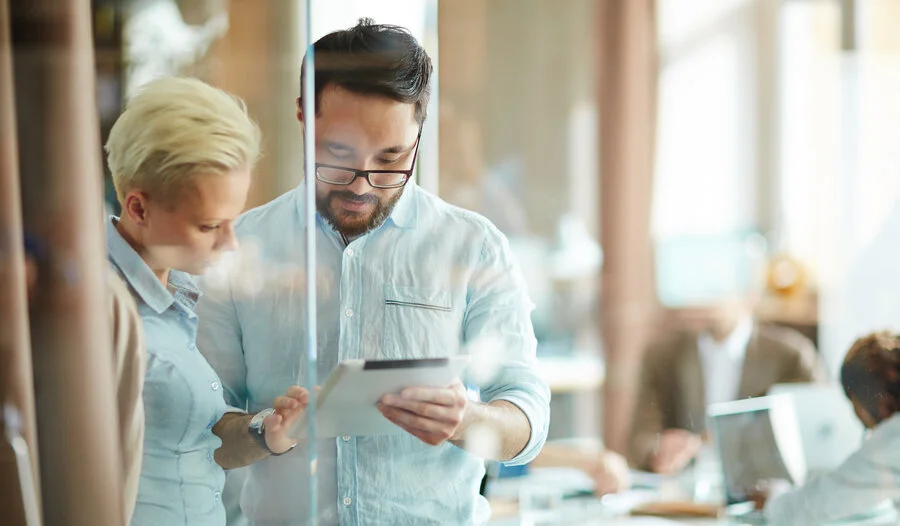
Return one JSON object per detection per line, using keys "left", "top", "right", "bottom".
{"left": 107, "top": 269, "right": 146, "bottom": 522}
{"left": 627, "top": 323, "right": 824, "bottom": 470}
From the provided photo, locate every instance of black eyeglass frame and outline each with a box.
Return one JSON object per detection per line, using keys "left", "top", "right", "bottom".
{"left": 314, "top": 129, "right": 423, "bottom": 189}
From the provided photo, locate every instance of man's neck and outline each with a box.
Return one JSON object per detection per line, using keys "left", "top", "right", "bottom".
{"left": 707, "top": 315, "right": 752, "bottom": 345}
{"left": 709, "top": 321, "right": 738, "bottom": 343}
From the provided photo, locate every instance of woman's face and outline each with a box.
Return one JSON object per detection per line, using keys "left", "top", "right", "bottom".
{"left": 138, "top": 170, "right": 251, "bottom": 276}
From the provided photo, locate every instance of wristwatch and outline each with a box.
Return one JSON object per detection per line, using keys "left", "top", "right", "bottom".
{"left": 249, "top": 408, "right": 295, "bottom": 456}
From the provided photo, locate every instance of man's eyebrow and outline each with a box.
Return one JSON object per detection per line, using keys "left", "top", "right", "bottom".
{"left": 322, "top": 139, "right": 416, "bottom": 155}
{"left": 379, "top": 142, "right": 416, "bottom": 155}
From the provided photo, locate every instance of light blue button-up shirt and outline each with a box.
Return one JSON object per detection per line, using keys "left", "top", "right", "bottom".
{"left": 196, "top": 181, "right": 550, "bottom": 525}
{"left": 107, "top": 218, "right": 228, "bottom": 526}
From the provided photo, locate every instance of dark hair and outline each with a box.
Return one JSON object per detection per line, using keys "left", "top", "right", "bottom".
{"left": 841, "top": 332, "right": 900, "bottom": 423}
{"left": 300, "top": 18, "right": 433, "bottom": 124}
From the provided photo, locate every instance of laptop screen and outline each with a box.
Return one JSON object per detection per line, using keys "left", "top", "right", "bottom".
{"left": 713, "top": 407, "right": 797, "bottom": 505}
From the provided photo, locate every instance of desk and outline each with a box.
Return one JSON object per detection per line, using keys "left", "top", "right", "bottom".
{"left": 486, "top": 468, "right": 728, "bottom": 526}
{"left": 487, "top": 484, "right": 898, "bottom": 526}
{"left": 487, "top": 496, "right": 729, "bottom": 525}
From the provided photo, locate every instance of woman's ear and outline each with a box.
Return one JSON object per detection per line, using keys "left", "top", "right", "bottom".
{"left": 122, "top": 191, "right": 150, "bottom": 225}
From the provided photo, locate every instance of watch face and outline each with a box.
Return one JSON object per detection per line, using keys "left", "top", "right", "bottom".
{"left": 251, "top": 408, "right": 274, "bottom": 432}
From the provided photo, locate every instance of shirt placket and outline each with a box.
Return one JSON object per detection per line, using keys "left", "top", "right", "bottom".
{"left": 174, "top": 298, "right": 223, "bottom": 510}
{"left": 337, "top": 233, "right": 363, "bottom": 525}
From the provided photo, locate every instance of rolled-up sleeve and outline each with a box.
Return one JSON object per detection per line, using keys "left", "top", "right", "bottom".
{"left": 196, "top": 275, "right": 249, "bottom": 411}
{"left": 464, "top": 225, "right": 551, "bottom": 466}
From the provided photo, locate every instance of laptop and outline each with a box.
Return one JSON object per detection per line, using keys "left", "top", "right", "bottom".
{"left": 767, "top": 383, "right": 864, "bottom": 476}
{"left": 707, "top": 395, "right": 807, "bottom": 523}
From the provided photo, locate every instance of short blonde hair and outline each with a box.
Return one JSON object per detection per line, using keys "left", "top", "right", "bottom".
{"left": 106, "top": 77, "right": 262, "bottom": 205}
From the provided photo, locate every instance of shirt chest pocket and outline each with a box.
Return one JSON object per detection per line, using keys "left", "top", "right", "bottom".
{"left": 381, "top": 285, "right": 460, "bottom": 360}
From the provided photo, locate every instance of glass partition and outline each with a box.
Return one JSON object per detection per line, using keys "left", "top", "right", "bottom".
{"left": 15, "top": 0, "right": 900, "bottom": 524}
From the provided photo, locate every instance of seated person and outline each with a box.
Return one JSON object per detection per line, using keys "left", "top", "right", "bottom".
{"left": 628, "top": 297, "right": 824, "bottom": 474}
{"left": 761, "top": 332, "right": 900, "bottom": 525}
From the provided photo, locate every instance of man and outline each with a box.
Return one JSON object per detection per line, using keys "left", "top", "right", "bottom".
{"left": 628, "top": 298, "right": 824, "bottom": 474}
{"left": 196, "top": 19, "right": 550, "bottom": 525}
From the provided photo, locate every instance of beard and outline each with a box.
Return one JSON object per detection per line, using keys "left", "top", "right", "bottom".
{"left": 316, "top": 188, "right": 404, "bottom": 238}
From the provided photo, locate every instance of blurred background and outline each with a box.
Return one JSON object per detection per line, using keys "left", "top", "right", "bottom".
{"left": 4, "top": 0, "right": 900, "bottom": 524}
{"left": 89, "top": 0, "right": 899, "bottom": 446}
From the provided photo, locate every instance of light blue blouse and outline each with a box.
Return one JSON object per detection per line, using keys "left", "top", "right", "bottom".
{"left": 107, "top": 218, "right": 228, "bottom": 526}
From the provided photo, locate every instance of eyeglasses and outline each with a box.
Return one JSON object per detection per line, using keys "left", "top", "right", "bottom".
{"left": 315, "top": 130, "right": 422, "bottom": 189}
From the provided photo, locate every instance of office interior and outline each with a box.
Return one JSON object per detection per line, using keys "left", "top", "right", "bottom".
{"left": 3, "top": 0, "right": 900, "bottom": 525}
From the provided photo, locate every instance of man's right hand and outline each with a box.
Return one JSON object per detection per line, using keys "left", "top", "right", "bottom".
{"left": 650, "top": 429, "right": 702, "bottom": 474}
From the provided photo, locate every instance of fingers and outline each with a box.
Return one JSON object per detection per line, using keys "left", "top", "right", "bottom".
{"left": 378, "top": 384, "right": 467, "bottom": 447}
{"left": 377, "top": 404, "right": 451, "bottom": 436}
{"left": 379, "top": 394, "right": 462, "bottom": 423}
{"left": 285, "top": 385, "right": 309, "bottom": 401}
{"left": 378, "top": 405, "right": 451, "bottom": 446}
{"left": 397, "top": 386, "right": 461, "bottom": 407}
{"left": 273, "top": 386, "right": 310, "bottom": 412}
{"left": 273, "top": 395, "right": 304, "bottom": 412}
{"left": 263, "top": 412, "right": 284, "bottom": 432}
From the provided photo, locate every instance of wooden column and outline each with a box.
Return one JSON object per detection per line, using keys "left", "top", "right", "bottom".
{"left": 0, "top": 0, "right": 40, "bottom": 523}
{"left": 206, "top": 0, "right": 278, "bottom": 207}
{"left": 11, "top": 0, "right": 123, "bottom": 524}
{"left": 435, "top": 0, "right": 486, "bottom": 209}
{"left": 597, "top": 0, "right": 660, "bottom": 454}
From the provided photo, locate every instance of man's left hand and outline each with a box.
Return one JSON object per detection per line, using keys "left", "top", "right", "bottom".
{"left": 378, "top": 379, "right": 468, "bottom": 446}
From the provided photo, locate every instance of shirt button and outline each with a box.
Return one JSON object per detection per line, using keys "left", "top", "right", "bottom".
{"left": 214, "top": 491, "right": 221, "bottom": 502}
{"left": 342, "top": 435, "right": 350, "bottom": 442}
{"left": 207, "top": 451, "right": 214, "bottom": 462}
{"left": 344, "top": 308, "right": 353, "bottom": 318}
{"left": 211, "top": 381, "right": 220, "bottom": 391}
{"left": 343, "top": 497, "right": 352, "bottom": 506}
{"left": 189, "top": 343, "right": 197, "bottom": 351}
{"left": 346, "top": 248, "right": 354, "bottom": 257}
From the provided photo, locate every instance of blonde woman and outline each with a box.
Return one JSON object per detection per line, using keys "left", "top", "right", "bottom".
{"left": 105, "top": 77, "right": 307, "bottom": 525}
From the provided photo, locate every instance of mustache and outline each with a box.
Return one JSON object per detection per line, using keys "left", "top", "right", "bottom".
{"left": 328, "top": 191, "right": 378, "bottom": 205}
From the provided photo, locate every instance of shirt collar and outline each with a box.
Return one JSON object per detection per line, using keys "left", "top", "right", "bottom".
{"left": 698, "top": 315, "right": 754, "bottom": 360}
{"left": 385, "top": 179, "right": 418, "bottom": 229}
{"left": 294, "top": 178, "right": 419, "bottom": 230}
{"left": 106, "top": 217, "right": 199, "bottom": 314}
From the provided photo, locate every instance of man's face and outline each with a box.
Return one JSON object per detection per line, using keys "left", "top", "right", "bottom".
{"left": 301, "top": 85, "right": 420, "bottom": 238}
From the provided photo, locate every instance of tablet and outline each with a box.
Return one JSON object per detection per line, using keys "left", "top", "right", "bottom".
{"left": 288, "top": 356, "right": 470, "bottom": 438}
